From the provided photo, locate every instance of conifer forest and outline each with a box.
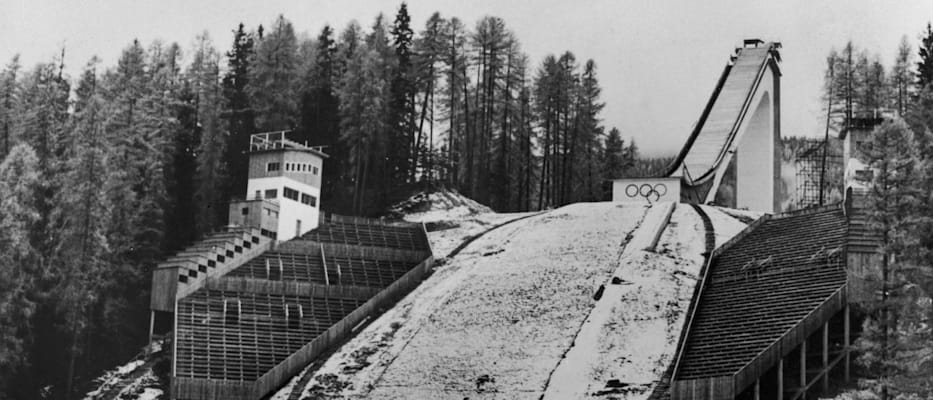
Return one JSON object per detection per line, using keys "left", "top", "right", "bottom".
{"left": 0, "top": 3, "right": 933, "bottom": 400}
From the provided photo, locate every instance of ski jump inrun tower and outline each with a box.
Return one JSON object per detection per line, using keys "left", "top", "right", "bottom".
{"left": 613, "top": 39, "right": 782, "bottom": 212}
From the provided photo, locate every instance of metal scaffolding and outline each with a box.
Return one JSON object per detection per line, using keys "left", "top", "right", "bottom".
{"left": 795, "top": 141, "right": 841, "bottom": 209}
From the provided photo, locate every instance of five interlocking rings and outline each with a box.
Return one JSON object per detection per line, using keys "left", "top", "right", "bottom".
{"left": 625, "top": 183, "right": 668, "bottom": 202}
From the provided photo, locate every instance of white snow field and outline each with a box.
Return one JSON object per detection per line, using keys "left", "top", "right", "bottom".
{"left": 543, "top": 203, "right": 749, "bottom": 399}
{"left": 273, "top": 202, "right": 649, "bottom": 399}
{"left": 272, "top": 200, "right": 752, "bottom": 400}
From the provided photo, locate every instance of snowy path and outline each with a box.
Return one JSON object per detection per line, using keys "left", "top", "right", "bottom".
{"left": 540, "top": 203, "right": 751, "bottom": 400}
{"left": 365, "top": 202, "right": 645, "bottom": 399}
{"left": 542, "top": 203, "right": 705, "bottom": 400}
{"left": 275, "top": 202, "right": 646, "bottom": 399}
{"left": 542, "top": 202, "right": 677, "bottom": 399}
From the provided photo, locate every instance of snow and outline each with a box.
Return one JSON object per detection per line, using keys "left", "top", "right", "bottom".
{"left": 82, "top": 339, "right": 166, "bottom": 400}
{"left": 274, "top": 202, "right": 648, "bottom": 399}
{"left": 392, "top": 189, "right": 536, "bottom": 258}
{"left": 390, "top": 190, "right": 494, "bottom": 221}
{"left": 543, "top": 203, "right": 711, "bottom": 399}
{"left": 701, "top": 205, "right": 751, "bottom": 248}
{"left": 137, "top": 388, "right": 164, "bottom": 400}
{"left": 416, "top": 212, "right": 536, "bottom": 258}
{"left": 82, "top": 359, "right": 146, "bottom": 399}
{"left": 712, "top": 205, "right": 765, "bottom": 224}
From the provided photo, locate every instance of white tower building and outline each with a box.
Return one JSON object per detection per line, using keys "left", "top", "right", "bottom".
{"left": 229, "top": 131, "right": 328, "bottom": 241}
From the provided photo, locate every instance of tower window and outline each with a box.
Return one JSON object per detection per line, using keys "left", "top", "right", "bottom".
{"left": 241, "top": 207, "right": 249, "bottom": 215}
{"left": 265, "top": 189, "right": 277, "bottom": 199}
{"left": 267, "top": 162, "right": 280, "bottom": 172}
{"left": 312, "top": 166, "right": 319, "bottom": 175}
{"left": 301, "top": 193, "right": 317, "bottom": 207}
{"left": 283, "top": 187, "right": 299, "bottom": 201}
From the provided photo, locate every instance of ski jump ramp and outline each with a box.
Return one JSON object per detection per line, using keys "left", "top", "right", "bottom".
{"left": 613, "top": 39, "right": 782, "bottom": 212}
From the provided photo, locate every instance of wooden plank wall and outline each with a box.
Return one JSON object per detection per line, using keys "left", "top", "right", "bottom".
{"left": 731, "top": 286, "right": 847, "bottom": 396}
{"left": 151, "top": 267, "right": 180, "bottom": 312}
{"left": 251, "top": 255, "right": 435, "bottom": 398}
{"left": 276, "top": 240, "right": 429, "bottom": 263}
{"left": 206, "top": 276, "right": 381, "bottom": 301}
{"left": 671, "top": 376, "right": 733, "bottom": 400}
{"left": 172, "top": 377, "right": 254, "bottom": 400}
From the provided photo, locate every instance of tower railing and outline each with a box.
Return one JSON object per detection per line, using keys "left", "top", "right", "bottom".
{"left": 249, "top": 130, "right": 327, "bottom": 153}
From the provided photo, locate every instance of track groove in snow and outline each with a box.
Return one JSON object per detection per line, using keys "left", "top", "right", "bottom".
{"left": 275, "top": 202, "right": 645, "bottom": 399}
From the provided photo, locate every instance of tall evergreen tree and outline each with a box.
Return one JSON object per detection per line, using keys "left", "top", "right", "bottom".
{"left": 892, "top": 36, "right": 913, "bottom": 116}
{"left": 857, "top": 118, "right": 923, "bottom": 400}
{"left": 412, "top": 12, "right": 446, "bottom": 183}
{"left": 0, "top": 56, "right": 21, "bottom": 159}
{"left": 189, "top": 32, "right": 228, "bottom": 234}
{"left": 298, "top": 25, "right": 344, "bottom": 208}
{"left": 222, "top": 23, "right": 257, "bottom": 201}
{"left": 56, "top": 62, "right": 112, "bottom": 397}
{"left": 917, "top": 23, "right": 933, "bottom": 90}
{"left": 390, "top": 3, "right": 416, "bottom": 188}
{"left": 248, "top": 15, "right": 299, "bottom": 131}
{"left": 438, "top": 16, "right": 468, "bottom": 188}
{"left": 0, "top": 143, "right": 39, "bottom": 395}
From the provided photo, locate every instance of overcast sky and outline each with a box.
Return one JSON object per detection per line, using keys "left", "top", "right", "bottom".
{"left": 2, "top": 0, "right": 933, "bottom": 156}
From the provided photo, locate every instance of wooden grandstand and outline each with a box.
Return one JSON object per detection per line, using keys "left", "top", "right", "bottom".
{"left": 666, "top": 204, "right": 877, "bottom": 400}
{"left": 155, "top": 215, "right": 434, "bottom": 400}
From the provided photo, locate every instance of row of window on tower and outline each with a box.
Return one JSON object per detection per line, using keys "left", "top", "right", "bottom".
{"left": 256, "top": 187, "right": 318, "bottom": 207}
{"left": 266, "top": 162, "right": 319, "bottom": 175}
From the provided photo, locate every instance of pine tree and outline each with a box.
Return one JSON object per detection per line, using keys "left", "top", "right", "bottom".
{"left": 298, "top": 25, "right": 344, "bottom": 208}
{"left": 337, "top": 15, "right": 392, "bottom": 215}
{"left": 249, "top": 15, "right": 299, "bottom": 131}
{"left": 189, "top": 32, "right": 228, "bottom": 234}
{"left": 438, "top": 16, "right": 468, "bottom": 188}
{"left": 390, "top": 3, "right": 416, "bottom": 188}
{"left": 892, "top": 36, "right": 913, "bottom": 116}
{"left": 857, "top": 118, "right": 923, "bottom": 400}
{"left": 602, "top": 127, "right": 626, "bottom": 179}
{"left": 0, "top": 56, "right": 21, "bottom": 159}
{"left": 572, "top": 59, "right": 605, "bottom": 202}
{"left": 0, "top": 143, "right": 39, "bottom": 395}
{"left": 412, "top": 12, "right": 446, "bottom": 184}
{"left": 917, "top": 23, "right": 933, "bottom": 90}
{"left": 855, "top": 54, "right": 888, "bottom": 114}
{"left": 56, "top": 61, "right": 112, "bottom": 396}
{"left": 222, "top": 23, "right": 257, "bottom": 201}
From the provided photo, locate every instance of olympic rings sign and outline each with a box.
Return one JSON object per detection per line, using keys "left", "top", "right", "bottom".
{"left": 624, "top": 183, "right": 668, "bottom": 202}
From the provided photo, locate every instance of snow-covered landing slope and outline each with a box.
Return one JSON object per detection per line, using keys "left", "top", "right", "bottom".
{"left": 273, "top": 202, "right": 751, "bottom": 400}
{"left": 274, "top": 202, "right": 648, "bottom": 399}
{"left": 543, "top": 203, "right": 744, "bottom": 399}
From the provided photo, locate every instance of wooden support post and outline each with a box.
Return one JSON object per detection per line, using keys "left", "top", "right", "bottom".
{"left": 321, "top": 243, "right": 329, "bottom": 285}
{"left": 801, "top": 341, "right": 807, "bottom": 400}
{"left": 778, "top": 357, "right": 784, "bottom": 400}
{"left": 148, "top": 310, "right": 155, "bottom": 354}
{"left": 754, "top": 379, "right": 760, "bottom": 400}
{"left": 844, "top": 304, "right": 851, "bottom": 382}
{"left": 822, "top": 322, "right": 829, "bottom": 393}
{"left": 172, "top": 300, "right": 178, "bottom": 377}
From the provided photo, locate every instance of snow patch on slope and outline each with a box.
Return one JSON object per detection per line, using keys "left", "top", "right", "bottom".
{"left": 82, "top": 340, "right": 165, "bottom": 400}
{"left": 390, "top": 189, "right": 493, "bottom": 221}
{"left": 544, "top": 203, "right": 710, "bottom": 399}
{"left": 275, "top": 202, "right": 646, "bottom": 399}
